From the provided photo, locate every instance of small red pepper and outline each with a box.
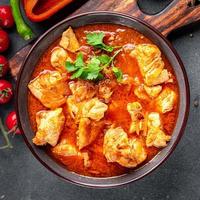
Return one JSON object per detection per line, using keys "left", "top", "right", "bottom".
{"left": 0, "top": 5, "right": 14, "bottom": 28}
{"left": 23, "top": 0, "right": 74, "bottom": 22}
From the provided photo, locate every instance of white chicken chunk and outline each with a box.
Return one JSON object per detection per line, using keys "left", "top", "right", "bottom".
{"left": 130, "top": 44, "right": 171, "bottom": 86}
{"left": 144, "top": 85, "right": 162, "bottom": 98}
{"left": 147, "top": 112, "right": 161, "bottom": 128}
{"left": 33, "top": 108, "right": 65, "bottom": 146}
{"left": 69, "top": 80, "right": 96, "bottom": 102}
{"left": 82, "top": 98, "right": 108, "bottom": 121}
{"left": 59, "top": 26, "right": 80, "bottom": 52}
{"left": 76, "top": 118, "right": 103, "bottom": 150}
{"left": 127, "top": 102, "right": 143, "bottom": 121}
{"left": 146, "top": 128, "right": 171, "bottom": 148}
{"left": 127, "top": 102, "right": 144, "bottom": 134}
{"left": 134, "top": 85, "right": 149, "bottom": 100}
{"left": 103, "top": 127, "right": 147, "bottom": 168}
{"left": 52, "top": 139, "right": 91, "bottom": 167}
{"left": 28, "top": 70, "right": 67, "bottom": 109}
{"left": 98, "top": 79, "right": 116, "bottom": 103}
{"left": 66, "top": 95, "right": 80, "bottom": 119}
{"left": 51, "top": 47, "right": 72, "bottom": 72}
{"left": 156, "top": 88, "right": 176, "bottom": 113}
{"left": 52, "top": 139, "right": 78, "bottom": 156}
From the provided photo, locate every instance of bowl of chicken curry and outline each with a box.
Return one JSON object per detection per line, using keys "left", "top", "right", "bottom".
{"left": 16, "top": 12, "right": 189, "bottom": 187}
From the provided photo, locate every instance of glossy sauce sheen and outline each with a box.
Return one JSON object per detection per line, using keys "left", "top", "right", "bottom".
{"left": 28, "top": 24, "right": 179, "bottom": 177}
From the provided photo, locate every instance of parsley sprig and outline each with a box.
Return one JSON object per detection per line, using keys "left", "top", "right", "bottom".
{"left": 86, "top": 32, "right": 114, "bottom": 52}
{"left": 66, "top": 49, "right": 123, "bottom": 82}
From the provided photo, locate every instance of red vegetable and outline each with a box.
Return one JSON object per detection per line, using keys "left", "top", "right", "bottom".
{"left": 0, "top": 55, "right": 9, "bottom": 77}
{"left": 0, "top": 5, "right": 14, "bottom": 28}
{"left": 0, "top": 29, "right": 10, "bottom": 52}
{"left": 6, "top": 111, "right": 21, "bottom": 134}
{"left": 0, "top": 80, "right": 13, "bottom": 104}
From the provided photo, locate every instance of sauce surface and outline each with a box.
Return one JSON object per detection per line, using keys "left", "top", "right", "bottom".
{"left": 28, "top": 24, "right": 179, "bottom": 177}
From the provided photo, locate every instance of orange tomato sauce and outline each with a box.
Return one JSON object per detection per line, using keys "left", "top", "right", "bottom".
{"left": 28, "top": 24, "right": 179, "bottom": 177}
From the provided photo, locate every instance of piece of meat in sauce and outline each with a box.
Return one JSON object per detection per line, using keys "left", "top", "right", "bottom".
{"left": 76, "top": 118, "right": 104, "bottom": 150}
{"left": 146, "top": 112, "right": 171, "bottom": 148}
{"left": 50, "top": 47, "right": 72, "bottom": 72}
{"left": 103, "top": 127, "right": 147, "bottom": 168}
{"left": 33, "top": 108, "right": 65, "bottom": 146}
{"left": 59, "top": 26, "right": 80, "bottom": 52}
{"left": 127, "top": 102, "right": 145, "bottom": 134}
{"left": 52, "top": 139, "right": 91, "bottom": 167}
{"left": 130, "top": 44, "right": 171, "bottom": 86}
{"left": 28, "top": 70, "right": 68, "bottom": 109}
{"left": 156, "top": 87, "right": 177, "bottom": 113}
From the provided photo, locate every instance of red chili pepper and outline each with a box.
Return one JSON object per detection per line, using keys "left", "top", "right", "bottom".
{"left": 0, "top": 29, "right": 10, "bottom": 52}
{"left": 23, "top": 0, "right": 74, "bottom": 22}
{"left": 0, "top": 5, "right": 14, "bottom": 28}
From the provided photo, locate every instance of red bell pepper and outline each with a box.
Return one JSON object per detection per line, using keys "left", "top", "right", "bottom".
{"left": 23, "top": 0, "right": 74, "bottom": 22}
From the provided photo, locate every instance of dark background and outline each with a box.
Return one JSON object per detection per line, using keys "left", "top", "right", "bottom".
{"left": 0, "top": 0, "right": 200, "bottom": 199}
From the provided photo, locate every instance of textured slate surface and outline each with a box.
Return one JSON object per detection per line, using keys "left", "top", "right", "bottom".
{"left": 0, "top": 0, "right": 200, "bottom": 199}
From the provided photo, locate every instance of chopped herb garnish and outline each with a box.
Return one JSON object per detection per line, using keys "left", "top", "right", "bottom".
{"left": 97, "top": 54, "right": 111, "bottom": 65}
{"left": 112, "top": 66, "right": 123, "bottom": 82}
{"left": 86, "top": 32, "right": 114, "bottom": 52}
{"left": 65, "top": 46, "right": 123, "bottom": 82}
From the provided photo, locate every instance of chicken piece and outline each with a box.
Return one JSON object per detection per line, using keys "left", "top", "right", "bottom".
{"left": 144, "top": 85, "right": 162, "bottom": 98}
{"left": 98, "top": 79, "right": 116, "bottom": 103}
{"left": 33, "top": 108, "right": 65, "bottom": 146}
{"left": 145, "top": 68, "right": 170, "bottom": 86}
{"left": 129, "top": 120, "right": 144, "bottom": 134}
{"left": 130, "top": 44, "right": 161, "bottom": 75}
{"left": 59, "top": 26, "right": 80, "bottom": 52}
{"left": 76, "top": 118, "right": 103, "bottom": 150}
{"left": 130, "top": 44, "right": 171, "bottom": 86}
{"left": 52, "top": 139, "right": 91, "bottom": 167}
{"left": 147, "top": 112, "right": 161, "bottom": 128}
{"left": 82, "top": 98, "right": 108, "bottom": 121}
{"left": 103, "top": 127, "right": 147, "bottom": 168}
{"left": 127, "top": 102, "right": 143, "bottom": 121}
{"left": 28, "top": 70, "right": 67, "bottom": 109}
{"left": 134, "top": 85, "right": 149, "bottom": 100}
{"left": 66, "top": 95, "right": 79, "bottom": 118}
{"left": 69, "top": 80, "right": 96, "bottom": 102}
{"left": 51, "top": 47, "right": 72, "bottom": 72}
{"left": 52, "top": 139, "right": 78, "bottom": 156}
{"left": 146, "top": 128, "right": 171, "bottom": 148}
{"left": 156, "top": 88, "right": 176, "bottom": 113}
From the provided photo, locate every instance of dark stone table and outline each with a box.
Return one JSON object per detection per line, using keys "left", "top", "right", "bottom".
{"left": 0, "top": 0, "right": 200, "bottom": 199}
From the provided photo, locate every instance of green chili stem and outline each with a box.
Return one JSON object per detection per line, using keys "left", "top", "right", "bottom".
{"left": 10, "top": 0, "right": 34, "bottom": 40}
{"left": 0, "top": 118, "right": 13, "bottom": 149}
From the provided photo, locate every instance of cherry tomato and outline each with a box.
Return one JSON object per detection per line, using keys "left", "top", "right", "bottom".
{"left": 0, "top": 80, "right": 13, "bottom": 104}
{"left": 0, "top": 5, "right": 14, "bottom": 28}
{"left": 0, "top": 29, "right": 10, "bottom": 52}
{"left": 6, "top": 111, "right": 21, "bottom": 134}
{"left": 0, "top": 55, "right": 9, "bottom": 77}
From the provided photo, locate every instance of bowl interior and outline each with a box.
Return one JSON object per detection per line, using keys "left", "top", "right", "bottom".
{"left": 16, "top": 12, "right": 189, "bottom": 188}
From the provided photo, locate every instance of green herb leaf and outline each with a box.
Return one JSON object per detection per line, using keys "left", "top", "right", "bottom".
{"left": 86, "top": 32, "right": 104, "bottom": 46}
{"left": 86, "top": 32, "right": 114, "bottom": 52}
{"left": 75, "top": 53, "right": 84, "bottom": 67}
{"left": 112, "top": 66, "right": 123, "bottom": 81}
{"left": 97, "top": 54, "right": 111, "bottom": 65}
{"left": 70, "top": 68, "right": 84, "bottom": 79}
{"left": 65, "top": 61, "right": 77, "bottom": 72}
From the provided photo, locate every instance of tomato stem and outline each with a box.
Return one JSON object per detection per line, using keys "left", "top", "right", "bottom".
{"left": 0, "top": 117, "right": 13, "bottom": 149}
